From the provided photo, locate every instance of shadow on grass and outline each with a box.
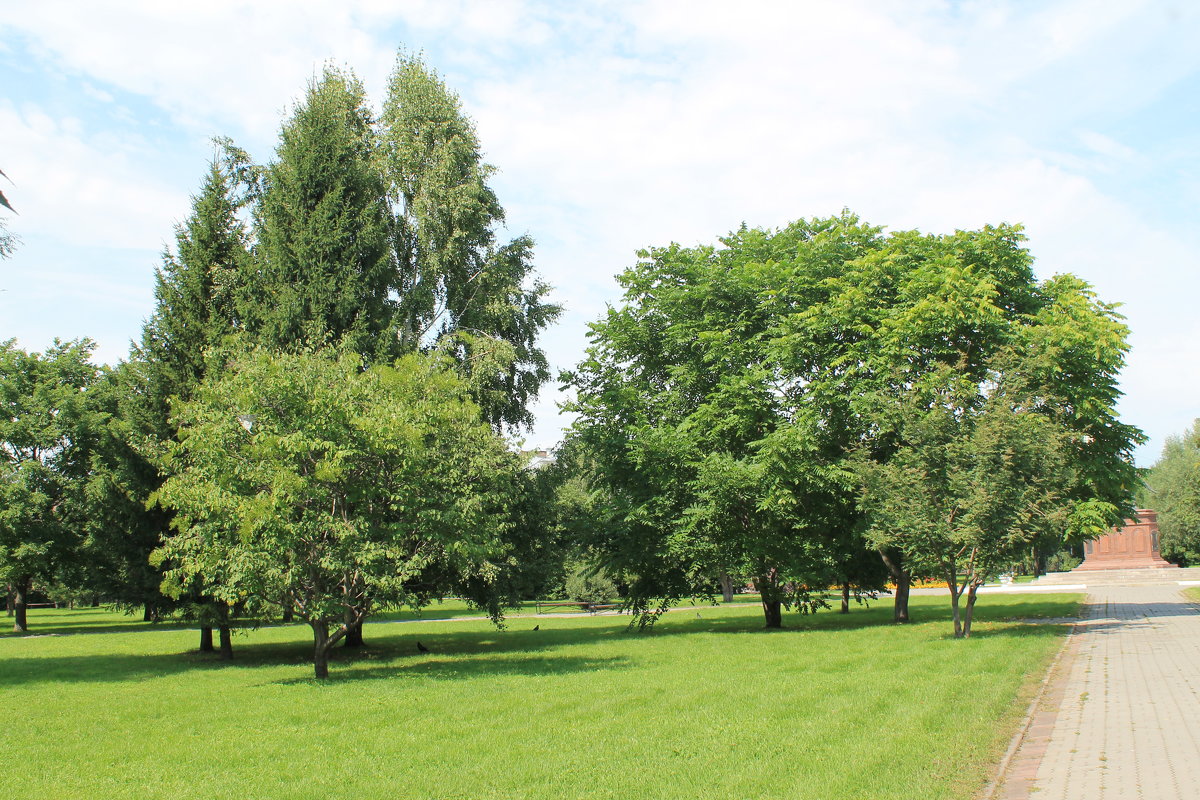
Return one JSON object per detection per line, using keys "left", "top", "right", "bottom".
{"left": 272, "top": 652, "right": 634, "bottom": 685}
{"left": 0, "top": 608, "right": 201, "bottom": 638}
{"left": 0, "top": 594, "right": 1081, "bottom": 687}
{"left": 0, "top": 625, "right": 637, "bottom": 688}
{"left": 662, "top": 595, "right": 1082, "bottom": 636}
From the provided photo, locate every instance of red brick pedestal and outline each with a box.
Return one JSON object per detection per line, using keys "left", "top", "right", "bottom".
{"left": 1075, "top": 509, "right": 1174, "bottom": 571}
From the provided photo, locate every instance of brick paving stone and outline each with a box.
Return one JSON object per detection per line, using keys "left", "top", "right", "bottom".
{"left": 999, "top": 584, "right": 1200, "bottom": 799}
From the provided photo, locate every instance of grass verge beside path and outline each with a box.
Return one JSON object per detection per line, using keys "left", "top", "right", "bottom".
{"left": 0, "top": 593, "right": 1080, "bottom": 800}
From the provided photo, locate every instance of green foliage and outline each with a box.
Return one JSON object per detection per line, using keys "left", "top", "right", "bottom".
{"left": 95, "top": 159, "right": 256, "bottom": 622}
{"left": 1142, "top": 420, "right": 1200, "bottom": 565}
{"left": 141, "top": 161, "right": 250, "bottom": 414}
{"left": 381, "top": 52, "right": 560, "bottom": 431}
{"left": 797, "top": 224, "right": 1141, "bottom": 636}
{"left": 858, "top": 376, "right": 1074, "bottom": 637}
{"left": 1044, "top": 548, "right": 1083, "bottom": 573}
{"left": 0, "top": 339, "right": 102, "bottom": 628}
{"left": 570, "top": 213, "right": 1141, "bottom": 634}
{"left": 251, "top": 66, "right": 394, "bottom": 361}
{"left": 568, "top": 215, "right": 901, "bottom": 627}
{"left": 563, "top": 560, "right": 617, "bottom": 605}
{"left": 152, "top": 347, "right": 518, "bottom": 676}
{"left": 74, "top": 363, "right": 175, "bottom": 615}
{"left": 208, "top": 54, "right": 560, "bottom": 432}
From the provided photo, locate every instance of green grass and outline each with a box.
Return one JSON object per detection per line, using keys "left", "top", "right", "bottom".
{"left": 0, "top": 593, "right": 1081, "bottom": 800}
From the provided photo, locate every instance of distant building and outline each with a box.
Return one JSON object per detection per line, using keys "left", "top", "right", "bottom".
{"left": 521, "top": 449, "right": 555, "bottom": 471}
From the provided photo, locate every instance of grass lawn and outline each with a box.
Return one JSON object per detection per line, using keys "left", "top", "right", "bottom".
{"left": 0, "top": 593, "right": 1080, "bottom": 800}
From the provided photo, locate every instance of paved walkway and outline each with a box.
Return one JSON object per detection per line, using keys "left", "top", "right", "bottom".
{"left": 1000, "top": 584, "right": 1200, "bottom": 798}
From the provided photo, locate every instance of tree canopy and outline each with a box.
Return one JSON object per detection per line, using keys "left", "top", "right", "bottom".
{"left": 569, "top": 213, "right": 1142, "bottom": 632}
{"left": 0, "top": 339, "right": 102, "bottom": 631}
{"left": 153, "top": 348, "right": 518, "bottom": 678}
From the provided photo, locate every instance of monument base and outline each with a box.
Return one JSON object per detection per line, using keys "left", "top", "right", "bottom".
{"left": 1073, "top": 510, "right": 1175, "bottom": 572}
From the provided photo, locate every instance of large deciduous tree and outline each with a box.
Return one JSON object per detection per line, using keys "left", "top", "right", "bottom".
{"left": 153, "top": 349, "right": 517, "bottom": 678}
{"left": 568, "top": 217, "right": 885, "bottom": 628}
{"left": 858, "top": 370, "right": 1074, "bottom": 638}
{"left": 570, "top": 214, "right": 1141, "bottom": 631}
{"left": 381, "top": 53, "right": 560, "bottom": 432}
{"left": 0, "top": 339, "right": 101, "bottom": 632}
{"left": 769, "top": 223, "right": 1141, "bottom": 627}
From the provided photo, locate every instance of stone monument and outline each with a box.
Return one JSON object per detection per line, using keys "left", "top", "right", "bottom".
{"left": 1074, "top": 509, "right": 1174, "bottom": 571}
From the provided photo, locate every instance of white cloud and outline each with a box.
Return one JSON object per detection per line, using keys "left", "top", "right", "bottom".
{"left": 0, "top": 102, "right": 189, "bottom": 251}
{"left": 2, "top": 0, "right": 1199, "bottom": 463}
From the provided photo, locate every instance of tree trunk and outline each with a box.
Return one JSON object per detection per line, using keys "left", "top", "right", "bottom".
{"left": 754, "top": 570, "right": 784, "bottom": 629}
{"left": 6, "top": 582, "right": 14, "bottom": 616}
{"left": 343, "top": 609, "right": 364, "bottom": 648}
{"left": 719, "top": 572, "right": 735, "bottom": 603}
{"left": 281, "top": 599, "right": 293, "bottom": 624}
{"left": 893, "top": 572, "right": 911, "bottom": 623}
{"left": 218, "top": 625, "right": 233, "bottom": 660}
{"left": 761, "top": 598, "right": 782, "bottom": 628}
{"left": 312, "top": 621, "right": 332, "bottom": 679}
{"left": 91, "top": 594, "right": 100, "bottom": 608}
{"left": 947, "top": 570, "right": 964, "bottom": 639}
{"left": 879, "top": 549, "right": 911, "bottom": 623}
{"left": 962, "top": 583, "right": 981, "bottom": 638}
{"left": 199, "top": 626, "right": 215, "bottom": 652}
{"left": 143, "top": 604, "right": 155, "bottom": 623}
{"left": 12, "top": 575, "right": 31, "bottom": 633}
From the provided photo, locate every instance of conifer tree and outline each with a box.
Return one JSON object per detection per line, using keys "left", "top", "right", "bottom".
{"left": 250, "top": 66, "right": 394, "bottom": 361}
{"left": 119, "top": 160, "right": 250, "bottom": 652}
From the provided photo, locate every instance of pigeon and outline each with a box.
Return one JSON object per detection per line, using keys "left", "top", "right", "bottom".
{"left": 416, "top": 641, "right": 429, "bottom": 653}
{"left": 533, "top": 625, "right": 540, "bottom": 631}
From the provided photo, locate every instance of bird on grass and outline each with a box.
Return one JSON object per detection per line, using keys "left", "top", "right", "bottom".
{"left": 416, "top": 641, "right": 429, "bottom": 653}
{"left": 533, "top": 625, "right": 540, "bottom": 631}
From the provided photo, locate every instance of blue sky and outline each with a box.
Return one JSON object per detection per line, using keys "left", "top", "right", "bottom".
{"left": 2, "top": 0, "right": 1197, "bottom": 465}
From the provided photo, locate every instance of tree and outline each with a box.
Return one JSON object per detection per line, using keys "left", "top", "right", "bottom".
{"left": 570, "top": 215, "right": 1141, "bottom": 632}
{"left": 815, "top": 228, "right": 1144, "bottom": 637}
{"left": 140, "top": 161, "right": 250, "bottom": 411}
{"left": 766, "top": 222, "right": 1141, "bottom": 623}
{"left": 1141, "top": 421, "right": 1200, "bottom": 565}
{"left": 858, "top": 370, "right": 1073, "bottom": 637}
{"left": 567, "top": 219, "right": 881, "bottom": 628}
{"left": 125, "top": 159, "right": 253, "bottom": 651}
{"left": 75, "top": 362, "right": 176, "bottom": 621}
{"left": 249, "top": 66, "right": 394, "bottom": 361}
{"left": 0, "top": 339, "right": 101, "bottom": 632}
{"left": 381, "top": 53, "right": 560, "bottom": 432}
{"left": 153, "top": 348, "right": 517, "bottom": 679}
{"left": 236, "top": 56, "right": 558, "bottom": 643}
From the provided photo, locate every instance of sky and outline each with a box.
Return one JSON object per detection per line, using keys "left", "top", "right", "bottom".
{"left": 1, "top": 0, "right": 1197, "bottom": 465}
